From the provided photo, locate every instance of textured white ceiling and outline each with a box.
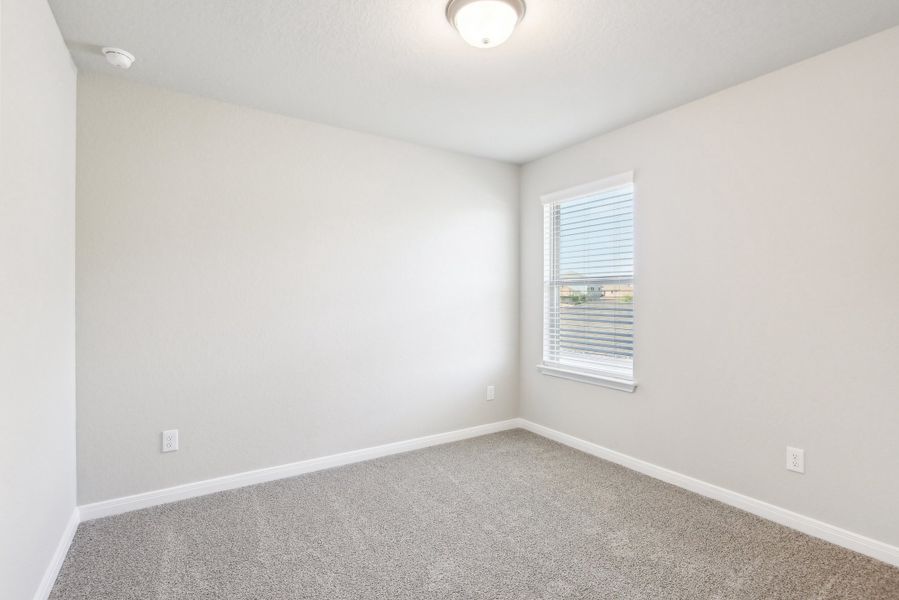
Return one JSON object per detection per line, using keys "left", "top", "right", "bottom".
{"left": 50, "top": 0, "right": 899, "bottom": 163}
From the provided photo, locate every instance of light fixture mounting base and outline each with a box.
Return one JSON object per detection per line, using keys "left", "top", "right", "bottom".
{"left": 445, "top": 0, "right": 527, "bottom": 27}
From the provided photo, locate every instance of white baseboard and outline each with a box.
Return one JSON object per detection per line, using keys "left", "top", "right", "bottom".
{"left": 517, "top": 418, "right": 899, "bottom": 568}
{"left": 78, "top": 419, "right": 520, "bottom": 522}
{"left": 33, "top": 507, "right": 80, "bottom": 600}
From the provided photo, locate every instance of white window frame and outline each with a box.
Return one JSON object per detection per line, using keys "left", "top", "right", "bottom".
{"left": 538, "top": 172, "right": 636, "bottom": 392}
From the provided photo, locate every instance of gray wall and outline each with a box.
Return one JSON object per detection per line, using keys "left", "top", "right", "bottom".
{"left": 76, "top": 74, "right": 520, "bottom": 504}
{"left": 0, "top": 0, "right": 77, "bottom": 597}
{"left": 520, "top": 26, "right": 899, "bottom": 546}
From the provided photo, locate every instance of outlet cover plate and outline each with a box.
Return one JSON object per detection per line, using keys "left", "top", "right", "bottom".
{"left": 786, "top": 446, "right": 804, "bottom": 473}
{"left": 162, "top": 429, "right": 179, "bottom": 453}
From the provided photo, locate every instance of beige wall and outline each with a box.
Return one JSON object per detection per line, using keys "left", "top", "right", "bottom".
{"left": 0, "top": 0, "right": 77, "bottom": 597}
{"left": 76, "top": 74, "right": 520, "bottom": 504}
{"left": 520, "top": 26, "right": 899, "bottom": 546}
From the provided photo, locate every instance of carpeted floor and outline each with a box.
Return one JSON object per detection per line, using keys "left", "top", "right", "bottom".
{"left": 51, "top": 429, "right": 899, "bottom": 599}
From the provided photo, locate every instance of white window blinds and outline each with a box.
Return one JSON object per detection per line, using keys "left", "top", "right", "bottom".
{"left": 542, "top": 173, "right": 634, "bottom": 389}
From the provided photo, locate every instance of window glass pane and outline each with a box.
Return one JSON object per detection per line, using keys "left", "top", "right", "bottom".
{"left": 543, "top": 178, "right": 634, "bottom": 380}
{"left": 555, "top": 281, "right": 633, "bottom": 360}
{"left": 557, "top": 190, "right": 633, "bottom": 280}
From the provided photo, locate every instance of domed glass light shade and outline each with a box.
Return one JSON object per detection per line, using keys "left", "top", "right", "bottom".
{"left": 446, "top": 0, "right": 526, "bottom": 49}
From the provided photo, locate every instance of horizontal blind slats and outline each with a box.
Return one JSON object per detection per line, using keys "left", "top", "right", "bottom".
{"left": 543, "top": 180, "right": 635, "bottom": 377}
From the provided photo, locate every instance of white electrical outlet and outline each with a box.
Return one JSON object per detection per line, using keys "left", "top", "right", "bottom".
{"left": 786, "top": 446, "right": 804, "bottom": 473}
{"left": 486, "top": 385, "right": 496, "bottom": 401}
{"left": 162, "top": 429, "right": 179, "bottom": 453}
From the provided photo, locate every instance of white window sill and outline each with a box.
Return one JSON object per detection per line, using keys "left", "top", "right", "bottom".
{"left": 537, "top": 364, "right": 636, "bottom": 393}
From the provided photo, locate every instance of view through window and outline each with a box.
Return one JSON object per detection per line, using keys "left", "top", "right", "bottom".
{"left": 542, "top": 174, "right": 634, "bottom": 386}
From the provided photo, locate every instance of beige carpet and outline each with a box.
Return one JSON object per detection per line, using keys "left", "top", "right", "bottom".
{"left": 51, "top": 429, "right": 899, "bottom": 599}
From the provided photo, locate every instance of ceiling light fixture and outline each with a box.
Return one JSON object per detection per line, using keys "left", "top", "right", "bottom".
{"left": 102, "top": 47, "right": 135, "bottom": 69}
{"left": 446, "top": 0, "right": 526, "bottom": 49}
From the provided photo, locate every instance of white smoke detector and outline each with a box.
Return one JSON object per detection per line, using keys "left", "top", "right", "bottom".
{"left": 102, "top": 47, "right": 135, "bottom": 69}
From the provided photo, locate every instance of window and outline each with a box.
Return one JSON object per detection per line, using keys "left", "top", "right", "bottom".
{"left": 540, "top": 172, "right": 635, "bottom": 391}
